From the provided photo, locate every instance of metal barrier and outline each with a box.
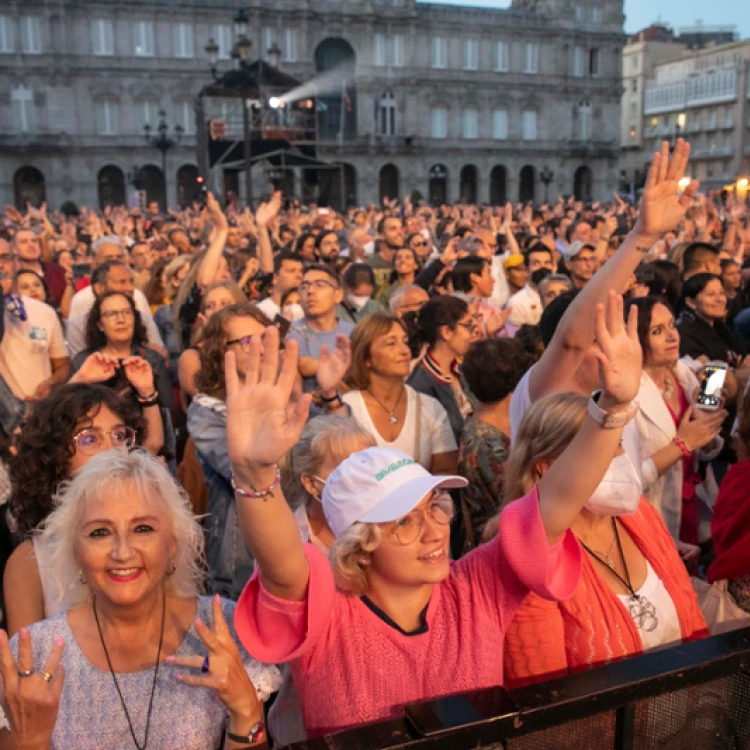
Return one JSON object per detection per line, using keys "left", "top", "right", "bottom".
{"left": 284, "top": 627, "right": 750, "bottom": 749}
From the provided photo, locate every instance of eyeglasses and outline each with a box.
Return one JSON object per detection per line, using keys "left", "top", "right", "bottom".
{"left": 456, "top": 321, "right": 477, "bottom": 334}
{"left": 73, "top": 426, "right": 136, "bottom": 455}
{"left": 411, "top": 240, "right": 428, "bottom": 248}
{"left": 391, "top": 494, "right": 455, "bottom": 546}
{"left": 101, "top": 308, "right": 134, "bottom": 321}
{"left": 227, "top": 335, "right": 254, "bottom": 352}
{"left": 299, "top": 279, "right": 337, "bottom": 293}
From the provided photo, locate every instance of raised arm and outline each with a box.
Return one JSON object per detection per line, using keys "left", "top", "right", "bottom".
{"left": 538, "top": 293, "right": 642, "bottom": 542}
{"left": 528, "top": 140, "right": 698, "bottom": 402}
{"left": 255, "top": 191, "right": 282, "bottom": 275}
{"left": 226, "top": 327, "right": 312, "bottom": 601}
{"left": 196, "top": 193, "right": 229, "bottom": 289}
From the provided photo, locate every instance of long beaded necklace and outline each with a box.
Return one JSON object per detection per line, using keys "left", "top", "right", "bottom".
{"left": 92, "top": 589, "right": 166, "bottom": 749}
{"left": 579, "top": 519, "right": 659, "bottom": 633}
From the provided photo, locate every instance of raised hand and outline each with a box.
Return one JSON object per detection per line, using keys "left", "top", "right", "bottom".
{"left": 225, "top": 326, "right": 311, "bottom": 471}
{"left": 167, "top": 596, "right": 262, "bottom": 725}
{"left": 486, "top": 306, "right": 513, "bottom": 337}
{"left": 317, "top": 335, "right": 351, "bottom": 396}
{"left": 205, "top": 192, "right": 228, "bottom": 233}
{"left": 0, "top": 629, "right": 65, "bottom": 748}
{"left": 593, "top": 291, "right": 642, "bottom": 408}
{"left": 121, "top": 356, "right": 156, "bottom": 398}
{"left": 69, "top": 352, "right": 119, "bottom": 384}
{"left": 256, "top": 191, "right": 282, "bottom": 227}
{"left": 635, "top": 139, "right": 699, "bottom": 243}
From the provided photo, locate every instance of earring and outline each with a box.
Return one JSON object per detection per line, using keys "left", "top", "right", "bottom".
{"left": 78, "top": 569, "right": 87, "bottom": 585}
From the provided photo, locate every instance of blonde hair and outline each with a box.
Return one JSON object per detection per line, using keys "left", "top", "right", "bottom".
{"left": 483, "top": 392, "right": 587, "bottom": 541}
{"left": 329, "top": 522, "right": 383, "bottom": 596}
{"left": 280, "top": 415, "right": 376, "bottom": 511}
{"left": 35, "top": 449, "right": 205, "bottom": 611}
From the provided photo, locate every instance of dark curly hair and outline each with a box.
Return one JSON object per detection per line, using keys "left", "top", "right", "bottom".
{"left": 194, "top": 302, "right": 273, "bottom": 399}
{"left": 462, "top": 338, "right": 533, "bottom": 405}
{"left": 85, "top": 291, "right": 148, "bottom": 352}
{"left": 8, "top": 384, "right": 145, "bottom": 535}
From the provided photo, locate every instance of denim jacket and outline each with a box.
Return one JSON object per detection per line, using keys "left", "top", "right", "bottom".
{"left": 187, "top": 395, "right": 255, "bottom": 599}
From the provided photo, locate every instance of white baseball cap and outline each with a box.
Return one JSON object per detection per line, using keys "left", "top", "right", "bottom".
{"left": 322, "top": 447, "right": 468, "bottom": 538}
{"left": 562, "top": 240, "right": 596, "bottom": 263}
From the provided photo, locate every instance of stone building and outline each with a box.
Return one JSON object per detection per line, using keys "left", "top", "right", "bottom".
{"left": 0, "top": 0, "right": 625, "bottom": 210}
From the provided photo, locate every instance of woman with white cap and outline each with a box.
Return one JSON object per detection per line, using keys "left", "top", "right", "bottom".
{"left": 225, "top": 290, "right": 642, "bottom": 739}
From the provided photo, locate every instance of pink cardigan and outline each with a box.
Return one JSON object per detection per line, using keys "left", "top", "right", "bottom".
{"left": 503, "top": 498, "right": 709, "bottom": 687}
{"left": 235, "top": 488, "right": 581, "bottom": 737}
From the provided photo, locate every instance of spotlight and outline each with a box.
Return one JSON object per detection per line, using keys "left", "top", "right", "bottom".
{"left": 269, "top": 97, "right": 282, "bottom": 109}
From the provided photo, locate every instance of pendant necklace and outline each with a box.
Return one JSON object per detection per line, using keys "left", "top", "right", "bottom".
{"left": 579, "top": 519, "right": 659, "bottom": 633}
{"left": 93, "top": 589, "right": 166, "bottom": 749}
{"left": 660, "top": 372, "right": 674, "bottom": 402}
{"left": 366, "top": 386, "right": 404, "bottom": 424}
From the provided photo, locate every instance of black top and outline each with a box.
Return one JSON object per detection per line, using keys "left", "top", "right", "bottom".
{"left": 360, "top": 595, "right": 429, "bottom": 636}
{"left": 676, "top": 310, "right": 746, "bottom": 367}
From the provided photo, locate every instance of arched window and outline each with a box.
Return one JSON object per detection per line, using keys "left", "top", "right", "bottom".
{"left": 519, "top": 165, "right": 535, "bottom": 202}
{"left": 429, "top": 164, "right": 448, "bottom": 205}
{"left": 460, "top": 165, "right": 477, "bottom": 203}
{"left": 490, "top": 166, "right": 506, "bottom": 205}
{"left": 98, "top": 165, "right": 126, "bottom": 208}
{"left": 14, "top": 166, "right": 45, "bottom": 209}
{"left": 139, "top": 164, "right": 166, "bottom": 209}
{"left": 176, "top": 164, "right": 200, "bottom": 207}
{"left": 315, "top": 38, "right": 357, "bottom": 140}
{"left": 379, "top": 163, "right": 399, "bottom": 202}
{"left": 574, "top": 166, "right": 593, "bottom": 202}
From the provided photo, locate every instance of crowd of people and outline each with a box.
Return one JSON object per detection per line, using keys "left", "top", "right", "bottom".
{"left": 1, "top": 139, "right": 750, "bottom": 748}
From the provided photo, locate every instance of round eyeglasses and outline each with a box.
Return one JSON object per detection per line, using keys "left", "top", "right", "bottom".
{"left": 73, "top": 426, "right": 136, "bottom": 455}
{"left": 391, "top": 494, "right": 455, "bottom": 546}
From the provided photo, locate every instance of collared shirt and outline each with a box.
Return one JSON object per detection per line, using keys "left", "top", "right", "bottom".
{"left": 288, "top": 318, "right": 355, "bottom": 392}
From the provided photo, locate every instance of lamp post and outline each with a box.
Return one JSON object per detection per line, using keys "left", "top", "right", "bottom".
{"left": 539, "top": 166, "right": 554, "bottom": 204}
{"left": 143, "top": 110, "right": 183, "bottom": 207}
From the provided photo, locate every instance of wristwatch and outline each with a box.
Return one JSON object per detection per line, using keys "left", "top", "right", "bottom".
{"left": 226, "top": 719, "right": 266, "bottom": 746}
{"left": 587, "top": 390, "right": 639, "bottom": 429}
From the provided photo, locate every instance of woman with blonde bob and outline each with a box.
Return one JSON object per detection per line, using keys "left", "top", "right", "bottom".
{"left": 499, "top": 391, "right": 707, "bottom": 688}
{"left": 227, "top": 289, "right": 645, "bottom": 739}
{"left": 0, "top": 449, "right": 280, "bottom": 749}
{"left": 342, "top": 311, "right": 458, "bottom": 474}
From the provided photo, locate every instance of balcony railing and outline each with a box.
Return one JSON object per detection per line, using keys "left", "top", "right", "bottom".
{"left": 717, "top": 117, "right": 734, "bottom": 129}
{"left": 686, "top": 121, "right": 702, "bottom": 133}
{"left": 692, "top": 146, "right": 732, "bottom": 158}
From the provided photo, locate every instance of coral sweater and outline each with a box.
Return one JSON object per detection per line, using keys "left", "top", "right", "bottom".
{"left": 235, "top": 489, "right": 581, "bottom": 737}
{"left": 503, "top": 498, "right": 708, "bottom": 687}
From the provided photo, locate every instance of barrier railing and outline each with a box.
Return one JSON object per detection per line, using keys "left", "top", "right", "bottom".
{"left": 284, "top": 626, "right": 750, "bottom": 749}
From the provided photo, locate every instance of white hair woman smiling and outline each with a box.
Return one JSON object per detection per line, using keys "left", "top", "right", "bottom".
{"left": 1, "top": 449, "right": 280, "bottom": 750}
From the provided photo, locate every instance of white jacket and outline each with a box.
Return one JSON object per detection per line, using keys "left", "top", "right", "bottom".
{"left": 636, "top": 359, "right": 722, "bottom": 542}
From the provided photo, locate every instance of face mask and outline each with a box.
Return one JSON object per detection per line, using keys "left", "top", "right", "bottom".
{"left": 531, "top": 268, "right": 551, "bottom": 287}
{"left": 363, "top": 241, "right": 375, "bottom": 256}
{"left": 584, "top": 452, "right": 642, "bottom": 517}
{"left": 309, "top": 475, "right": 326, "bottom": 503}
{"left": 346, "top": 294, "right": 370, "bottom": 312}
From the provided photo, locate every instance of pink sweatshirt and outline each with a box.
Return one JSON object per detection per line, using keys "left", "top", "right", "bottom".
{"left": 235, "top": 488, "right": 581, "bottom": 737}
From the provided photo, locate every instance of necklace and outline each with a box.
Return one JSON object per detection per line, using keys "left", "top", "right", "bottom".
{"left": 366, "top": 386, "right": 404, "bottom": 424}
{"left": 579, "top": 519, "right": 659, "bottom": 633}
{"left": 92, "top": 589, "right": 166, "bottom": 750}
{"left": 659, "top": 372, "right": 674, "bottom": 401}
{"left": 585, "top": 529, "right": 617, "bottom": 568}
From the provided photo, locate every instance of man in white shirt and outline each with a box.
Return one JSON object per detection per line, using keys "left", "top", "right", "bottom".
{"left": 256, "top": 250, "right": 304, "bottom": 322}
{"left": 0, "top": 251, "right": 69, "bottom": 402}
{"left": 66, "top": 260, "right": 165, "bottom": 358}
{"left": 506, "top": 244, "right": 554, "bottom": 327}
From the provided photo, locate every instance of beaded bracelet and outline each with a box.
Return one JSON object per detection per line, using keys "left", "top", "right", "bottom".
{"left": 231, "top": 466, "right": 281, "bottom": 499}
{"left": 673, "top": 436, "right": 691, "bottom": 458}
{"left": 136, "top": 390, "right": 159, "bottom": 406}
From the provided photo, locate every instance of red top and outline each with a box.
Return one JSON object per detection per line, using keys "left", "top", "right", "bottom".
{"left": 707, "top": 460, "right": 750, "bottom": 583}
{"left": 665, "top": 382, "right": 701, "bottom": 546}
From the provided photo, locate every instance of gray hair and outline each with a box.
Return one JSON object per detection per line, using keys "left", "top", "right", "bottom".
{"left": 280, "top": 415, "right": 375, "bottom": 511}
{"left": 389, "top": 284, "right": 426, "bottom": 315}
{"left": 92, "top": 235, "right": 124, "bottom": 257}
{"left": 34, "top": 449, "right": 204, "bottom": 611}
{"left": 538, "top": 273, "right": 573, "bottom": 297}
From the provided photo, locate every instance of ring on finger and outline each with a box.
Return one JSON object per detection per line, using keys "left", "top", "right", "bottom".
{"left": 38, "top": 670, "right": 52, "bottom": 682}
{"left": 201, "top": 656, "right": 210, "bottom": 673}
{"left": 17, "top": 668, "right": 34, "bottom": 678}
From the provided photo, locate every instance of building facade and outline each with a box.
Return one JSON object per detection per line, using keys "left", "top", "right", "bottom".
{"left": 622, "top": 35, "right": 750, "bottom": 193}
{"left": 0, "top": 0, "right": 625, "bottom": 210}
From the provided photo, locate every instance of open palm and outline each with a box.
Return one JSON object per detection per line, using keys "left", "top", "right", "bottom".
{"left": 594, "top": 292, "right": 642, "bottom": 407}
{"left": 317, "top": 335, "right": 351, "bottom": 395}
{"left": 225, "top": 327, "right": 311, "bottom": 470}
{"left": 636, "top": 139, "right": 699, "bottom": 241}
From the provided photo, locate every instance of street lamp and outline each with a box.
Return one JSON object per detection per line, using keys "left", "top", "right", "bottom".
{"left": 539, "top": 166, "right": 554, "bottom": 204}
{"left": 268, "top": 42, "right": 282, "bottom": 69}
{"left": 205, "top": 37, "right": 219, "bottom": 79}
{"left": 143, "top": 110, "right": 183, "bottom": 205}
{"left": 233, "top": 9, "right": 249, "bottom": 41}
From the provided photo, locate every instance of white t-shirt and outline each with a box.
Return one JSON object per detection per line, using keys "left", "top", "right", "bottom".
{"left": 0, "top": 297, "right": 68, "bottom": 399}
{"left": 616, "top": 560, "right": 681, "bottom": 651}
{"left": 506, "top": 284, "right": 542, "bottom": 327}
{"left": 509, "top": 365, "right": 642, "bottom": 473}
{"left": 256, "top": 297, "right": 304, "bottom": 323}
{"left": 342, "top": 386, "right": 457, "bottom": 469}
